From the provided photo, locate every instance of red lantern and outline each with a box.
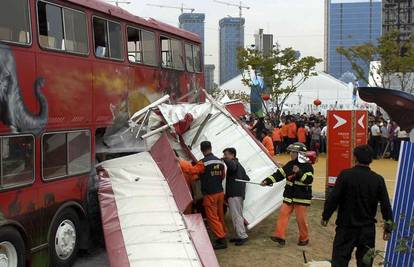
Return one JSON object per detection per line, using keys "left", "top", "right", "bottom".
{"left": 313, "top": 98, "right": 321, "bottom": 106}
{"left": 262, "top": 94, "right": 270, "bottom": 101}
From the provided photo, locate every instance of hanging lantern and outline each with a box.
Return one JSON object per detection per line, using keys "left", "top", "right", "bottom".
{"left": 313, "top": 98, "right": 321, "bottom": 106}
{"left": 262, "top": 94, "right": 270, "bottom": 101}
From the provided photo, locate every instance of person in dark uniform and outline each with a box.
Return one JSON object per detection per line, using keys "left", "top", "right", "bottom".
{"left": 187, "top": 141, "right": 228, "bottom": 249}
{"left": 322, "top": 145, "right": 393, "bottom": 267}
{"left": 261, "top": 142, "right": 314, "bottom": 247}
{"left": 222, "top": 147, "right": 250, "bottom": 246}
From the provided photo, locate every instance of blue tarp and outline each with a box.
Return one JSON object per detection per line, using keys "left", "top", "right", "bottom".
{"left": 385, "top": 141, "right": 414, "bottom": 266}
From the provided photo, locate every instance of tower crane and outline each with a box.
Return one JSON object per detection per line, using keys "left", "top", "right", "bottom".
{"left": 106, "top": 0, "right": 131, "bottom": 7}
{"left": 214, "top": 0, "right": 250, "bottom": 18}
{"left": 146, "top": 3, "right": 195, "bottom": 14}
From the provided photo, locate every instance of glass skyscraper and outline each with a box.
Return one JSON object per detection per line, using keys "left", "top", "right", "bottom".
{"left": 219, "top": 17, "right": 245, "bottom": 85}
{"left": 179, "top": 13, "right": 205, "bottom": 57}
{"left": 327, "top": 0, "right": 382, "bottom": 83}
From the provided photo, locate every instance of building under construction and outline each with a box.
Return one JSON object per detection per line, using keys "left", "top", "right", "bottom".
{"left": 383, "top": 0, "right": 414, "bottom": 41}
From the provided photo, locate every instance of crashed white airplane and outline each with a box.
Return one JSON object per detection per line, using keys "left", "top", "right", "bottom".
{"left": 97, "top": 91, "right": 285, "bottom": 266}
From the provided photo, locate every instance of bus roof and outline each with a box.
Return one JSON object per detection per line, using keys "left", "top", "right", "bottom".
{"left": 66, "top": 0, "right": 201, "bottom": 43}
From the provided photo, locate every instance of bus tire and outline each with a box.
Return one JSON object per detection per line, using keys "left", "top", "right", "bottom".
{"left": 49, "top": 208, "right": 80, "bottom": 267}
{"left": 0, "top": 226, "right": 26, "bottom": 267}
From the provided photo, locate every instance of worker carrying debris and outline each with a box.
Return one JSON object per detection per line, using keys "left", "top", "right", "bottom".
{"left": 261, "top": 142, "right": 314, "bottom": 247}
{"left": 187, "top": 141, "right": 228, "bottom": 250}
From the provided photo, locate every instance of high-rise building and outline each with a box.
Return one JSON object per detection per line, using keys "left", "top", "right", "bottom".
{"left": 179, "top": 13, "right": 205, "bottom": 56}
{"left": 383, "top": 0, "right": 414, "bottom": 41}
{"left": 204, "top": 64, "right": 215, "bottom": 92}
{"left": 327, "top": 0, "right": 382, "bottom": 83}
{"left": 219, "top": 17, "right": 245, "bottom": 85}
{"left": 254, "top": 29, "right": 274, "bottom": 56}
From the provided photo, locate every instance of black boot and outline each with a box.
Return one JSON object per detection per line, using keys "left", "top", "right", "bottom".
{"left": 213, "top": 238, "right": 228, "bottom": 250}
{"left": 270, "top": 236, "right": 286, "bottom": 247}
{"left": 235, "top": 238, "right": 248, "bottom": 246}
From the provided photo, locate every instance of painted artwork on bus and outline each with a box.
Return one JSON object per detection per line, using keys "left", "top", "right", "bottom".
{"left": 0, "top": 44, "right": 48, "bottom": 135}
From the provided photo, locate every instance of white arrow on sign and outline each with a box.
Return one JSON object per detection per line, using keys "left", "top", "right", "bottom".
{"left": 333, "top": 114, "right": 347, "bottom": 129}
{"left": 358, "top": 114, "right": 365, "bottom": 129}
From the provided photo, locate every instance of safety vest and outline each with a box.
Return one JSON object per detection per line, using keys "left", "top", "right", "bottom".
{"left": 200, "top": 154, "right": 225, "bottom": 195}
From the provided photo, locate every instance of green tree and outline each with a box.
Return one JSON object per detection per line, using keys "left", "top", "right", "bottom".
{"left": 337, "top": 30, "right": 414, "bottom": 94}
{"left": 237, "top": 45, "right": 322, "bottom": 123}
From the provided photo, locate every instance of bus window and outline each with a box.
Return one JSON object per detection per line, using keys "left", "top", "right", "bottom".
{"left": 171, "top": 39, "right": 184, "bottom": 70}
{"left": 93, "top": 17, "right": 123, "bottom": 60}
{"left": 142, "top": 30, "right": 156, "bottom": 66}
{"left": 67, "top": 131, "right": 91, "bottom": 175}
{"left": 185, "top": 44, "right": 201, "bottom": 72}
{"left": 161, "top": 36, "right": 172, "bottom": 68}
{"left": 161, "top": 36, "right": 184, "bottom": 70}
{"left": 0, "top": 136, "right": 34, "bottom": 189}
{"left": 37, "top": 1, "right": 64, "bottom": 50}
{"left": 193, "top": 45, "right": 201, "bottom": 72}
{"left": 0, "top": 0, "right": 31, "bottom": 44}
{"left": 63, "top": 8, "right": 88, "bottom": 54}
{"left": 185, "top": 44, "right": 194, "bottom": 72}
{"left": 37, "top": 1, "right": 88, "bottom": 54}
{"left": 127, "top": 27, "right": 142, "bottom": 63}
{"left": 42, "top": 131, "right": 91, "bottom": 180}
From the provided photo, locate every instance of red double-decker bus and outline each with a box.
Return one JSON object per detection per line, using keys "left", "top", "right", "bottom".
{"left": 0, "top": 0, "right": 203, "bottom": 266}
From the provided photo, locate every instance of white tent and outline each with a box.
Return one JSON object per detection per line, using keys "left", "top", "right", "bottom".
{"left": 220, "top": 71, "right": 372, "bottom": 114}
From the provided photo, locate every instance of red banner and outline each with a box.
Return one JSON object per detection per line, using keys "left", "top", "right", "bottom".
{"left": 327, "top": 110, "right": 353, "bottom": 186}
{"left": 327, "top": 110, "right": 369, "bottom": 187}
{"left": 355, "top": 110, "right": 368, "bottom": 146}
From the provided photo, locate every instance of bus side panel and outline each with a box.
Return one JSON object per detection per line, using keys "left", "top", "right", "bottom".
{"left": 36, "top": 52, "right": 93, "bottom": 129}
{"left": 92, "top": 61, "right": 129, "bottom": 126}
{"left": 127, "top": 66, "right": 160, "bottom": 114}
{"left": 0, "top": 45, "right": 39, "bottom": 133}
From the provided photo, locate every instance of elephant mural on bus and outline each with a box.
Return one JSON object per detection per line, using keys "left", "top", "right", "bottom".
{"left": 0, "top": 43, "right": 48, "bottom": 135}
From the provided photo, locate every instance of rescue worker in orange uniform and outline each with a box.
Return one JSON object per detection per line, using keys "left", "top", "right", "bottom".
{"left": 287, "top": 118, "right": 298, "bottom": 146}
{"left": 261, "top": 142, "right": 314, "bottom": 247}
{"left": 176, "top": 152, "right": 198, "bottom": 214}
{"left": 187, "top": 141, "right": 228, "bottom": 249}
{"left": 280, "top": 121, "right": 289, "bottom": 153}
{"left": 261, "top": 129, "right": 275, "bottom": 156}
{"left": 297, "top": 123, "right": 308, "bottom": 145}
{"left": 272, "top": 127, "right": 282, "bottom": 155}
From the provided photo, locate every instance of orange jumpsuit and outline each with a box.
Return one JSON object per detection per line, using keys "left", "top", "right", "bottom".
{"left": 272, "top": 128, "right": 282, "bottom": 142}
{"left": 297, "top": 127, "right": 307, "bottom": 144}
{"left": 187, "top": 159, "right": 227, "bottom": 239}
{"left": 262, "top": 135, "right": 275, "bottom": 156}
{"left": 179, "top": 160, "right": 198, "bottom": 214}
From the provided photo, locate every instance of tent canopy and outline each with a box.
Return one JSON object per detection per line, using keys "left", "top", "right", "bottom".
{"left": 220, "top": 72, "right": 370, "bottom": 113}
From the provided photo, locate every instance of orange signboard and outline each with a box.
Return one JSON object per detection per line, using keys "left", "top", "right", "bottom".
{"left": 327, "top": 110, "right": 368, "bottom": 186}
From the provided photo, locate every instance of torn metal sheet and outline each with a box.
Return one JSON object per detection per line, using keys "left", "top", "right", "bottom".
{"left": 98, "top": 138, "right": 217, "bottom": 267}
{"left": 157, "top": 102, "right": 284, "bottom": 229}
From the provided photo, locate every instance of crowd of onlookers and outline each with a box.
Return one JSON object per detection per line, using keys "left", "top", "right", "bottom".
{"left": 368, "top": 117, "right": 411, "bottom": 160}
{"left": 240, "top": 110, "right": 413, "bottom": 160}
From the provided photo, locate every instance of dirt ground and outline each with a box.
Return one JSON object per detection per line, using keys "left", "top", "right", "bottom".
{"left": 215, "top": 154, "right": 398, "bottom": 267}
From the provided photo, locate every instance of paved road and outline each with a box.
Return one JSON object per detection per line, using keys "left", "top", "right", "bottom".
{"left": 74, "top": 248, "right": 108, "bottom": 267}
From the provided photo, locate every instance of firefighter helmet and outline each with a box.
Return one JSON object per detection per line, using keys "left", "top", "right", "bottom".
{"left": 286, "top": 142, "right": 307, "bottom": 153}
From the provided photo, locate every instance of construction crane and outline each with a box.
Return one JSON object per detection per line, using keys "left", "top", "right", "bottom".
{"left": 106, "top": 0, "right": 131, "bottom": 7}
{"left": 146, "top": 3, "right": 195, "bottom": 14}
{"left": 214, "top": 0, "right": 250, "bottom": 18}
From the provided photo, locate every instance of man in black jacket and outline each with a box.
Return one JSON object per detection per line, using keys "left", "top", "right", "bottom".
{"left": 222, "top": 147, "right": 250, "bottom": 246}
{"left": 322, "top": 145, "right": 393, "bottom": 267}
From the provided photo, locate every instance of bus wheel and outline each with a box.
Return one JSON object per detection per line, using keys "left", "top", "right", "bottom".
{"left": 49, "top": 208, "right": 80, "bottom": 267}
{"left": 0, "top": 226, "right": 26, "bottom": 267}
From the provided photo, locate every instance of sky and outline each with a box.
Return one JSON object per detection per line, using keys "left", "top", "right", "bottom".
{"left": 120, "top": 0, "right": 326, "bottom": 82}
